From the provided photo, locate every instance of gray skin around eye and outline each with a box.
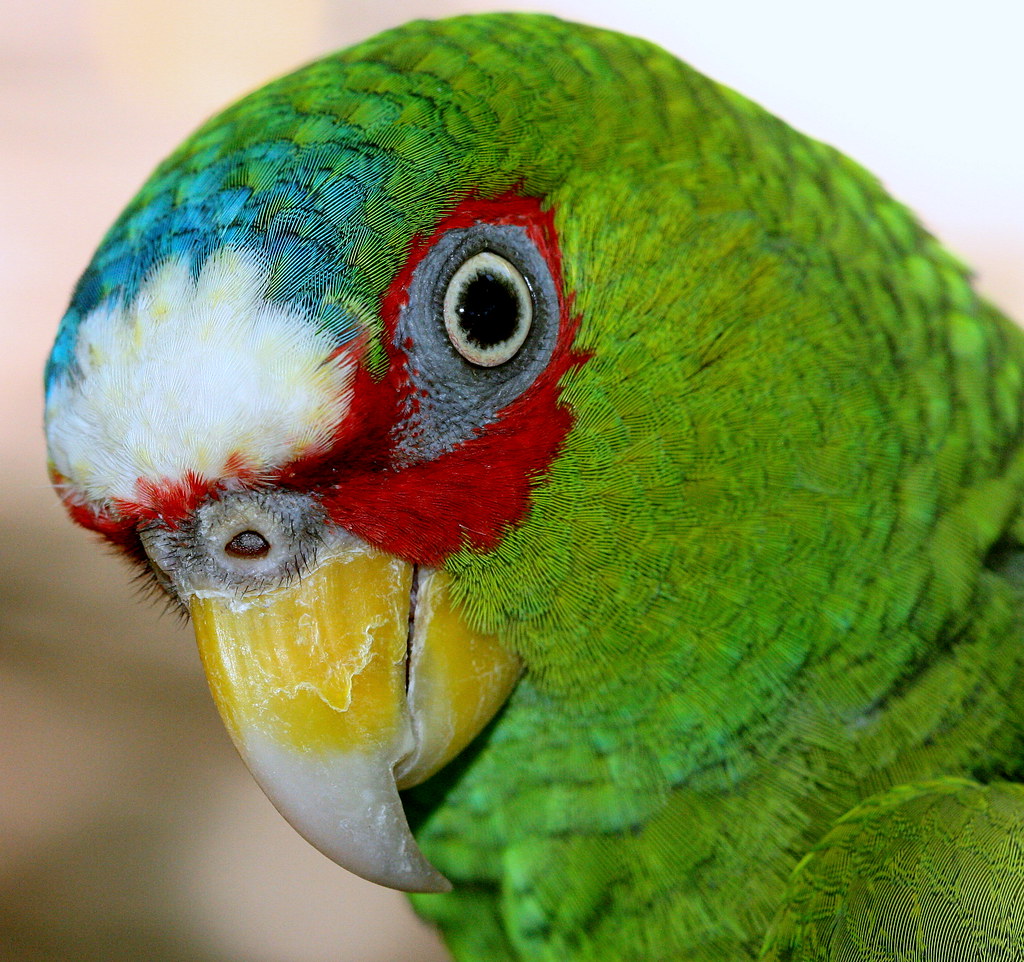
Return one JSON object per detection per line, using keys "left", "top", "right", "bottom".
{"left": 393, "top": 223, "right": 561, "bottom": 464}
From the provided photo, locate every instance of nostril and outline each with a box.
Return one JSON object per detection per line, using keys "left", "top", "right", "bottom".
{"left": 225, "top": 529, "right": 271, "bottom": 558}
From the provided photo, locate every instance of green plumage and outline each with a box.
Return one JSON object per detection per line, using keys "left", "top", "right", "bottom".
{"left": 762, "top": 781, "right": 1024, "bottom": 959}
{"left": 50, "top": 13, "right": 1024, "bottom": 961}
{"left": 365, "top": 17, "right": 1024, "bottom": 959}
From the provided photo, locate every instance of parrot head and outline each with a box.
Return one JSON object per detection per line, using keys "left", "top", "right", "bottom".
{"left": 43, "top": 16, "right": 613, "bottom": 893}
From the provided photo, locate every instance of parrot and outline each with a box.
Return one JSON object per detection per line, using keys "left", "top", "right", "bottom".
{"left": 43, "top": 13, "right": 1024, "bottom": 961}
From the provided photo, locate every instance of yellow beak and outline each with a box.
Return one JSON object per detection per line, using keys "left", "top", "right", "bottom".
{"left": 189, "top": 540, "right": 521, "bottom": 892}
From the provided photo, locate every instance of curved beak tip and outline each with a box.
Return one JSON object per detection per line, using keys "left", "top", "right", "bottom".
{"left": 240, "top": 728, "right": 452, "bottom": 893}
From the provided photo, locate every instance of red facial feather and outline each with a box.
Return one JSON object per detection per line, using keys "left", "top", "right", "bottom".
{"left": 62, "top": 195, "right": 586, "bottom": 568}
{"left": 310, "top": 195, "right": 585, "bottom": 565}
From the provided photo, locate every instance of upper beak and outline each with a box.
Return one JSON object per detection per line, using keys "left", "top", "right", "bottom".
{"left": 189, "top": 540, "right": 521, "bottom": 892}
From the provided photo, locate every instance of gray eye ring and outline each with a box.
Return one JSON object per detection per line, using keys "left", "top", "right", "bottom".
{"left": 393, "top": 221, "right": 560, "bottom": 462}
{"left": 442, "top": 250, "right": 533, "bottom": 367}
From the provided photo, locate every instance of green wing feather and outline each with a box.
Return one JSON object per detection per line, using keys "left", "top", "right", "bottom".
{"left": 762, "top": 780, "right": 1024, "bottom": 960}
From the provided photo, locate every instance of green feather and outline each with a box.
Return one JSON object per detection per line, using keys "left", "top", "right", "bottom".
{"left": 761, "top": 780, "right": 1024, "bottom": 960}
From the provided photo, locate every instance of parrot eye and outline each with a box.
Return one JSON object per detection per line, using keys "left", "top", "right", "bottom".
{"left": 443, "top": 251, "right": 533, "bottom": 366}
{"left": 394, "top": 220, "right": 561, "bottom": 461}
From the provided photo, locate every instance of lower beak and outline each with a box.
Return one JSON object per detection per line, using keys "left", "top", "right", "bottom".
{"left": 189, "top": 540, "right": 521, "bottom": 892}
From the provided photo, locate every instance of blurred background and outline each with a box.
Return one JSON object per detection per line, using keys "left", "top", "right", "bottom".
{"left": 2, "top": 1, "right": 1021, "bottom": 959}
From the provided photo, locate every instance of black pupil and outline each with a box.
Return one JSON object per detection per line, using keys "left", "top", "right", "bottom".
{"left": 225, "top": 530, "right": 270, "bottom": 558}
{"left": 456, "top": 270, "right": 521, "bottom": 349}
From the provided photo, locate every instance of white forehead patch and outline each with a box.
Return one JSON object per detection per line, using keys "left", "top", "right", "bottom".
{"left": 46, "top": 247, "right": 358, "bottom": 505}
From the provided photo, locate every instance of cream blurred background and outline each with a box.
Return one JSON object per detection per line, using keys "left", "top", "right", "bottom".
{"left": 2, "top": 1, "right": 1021, "bottom": 959}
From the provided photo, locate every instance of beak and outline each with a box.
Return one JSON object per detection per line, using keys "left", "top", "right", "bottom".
{"left": 189, "top": 541, "right": 521, "bottom": 892}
